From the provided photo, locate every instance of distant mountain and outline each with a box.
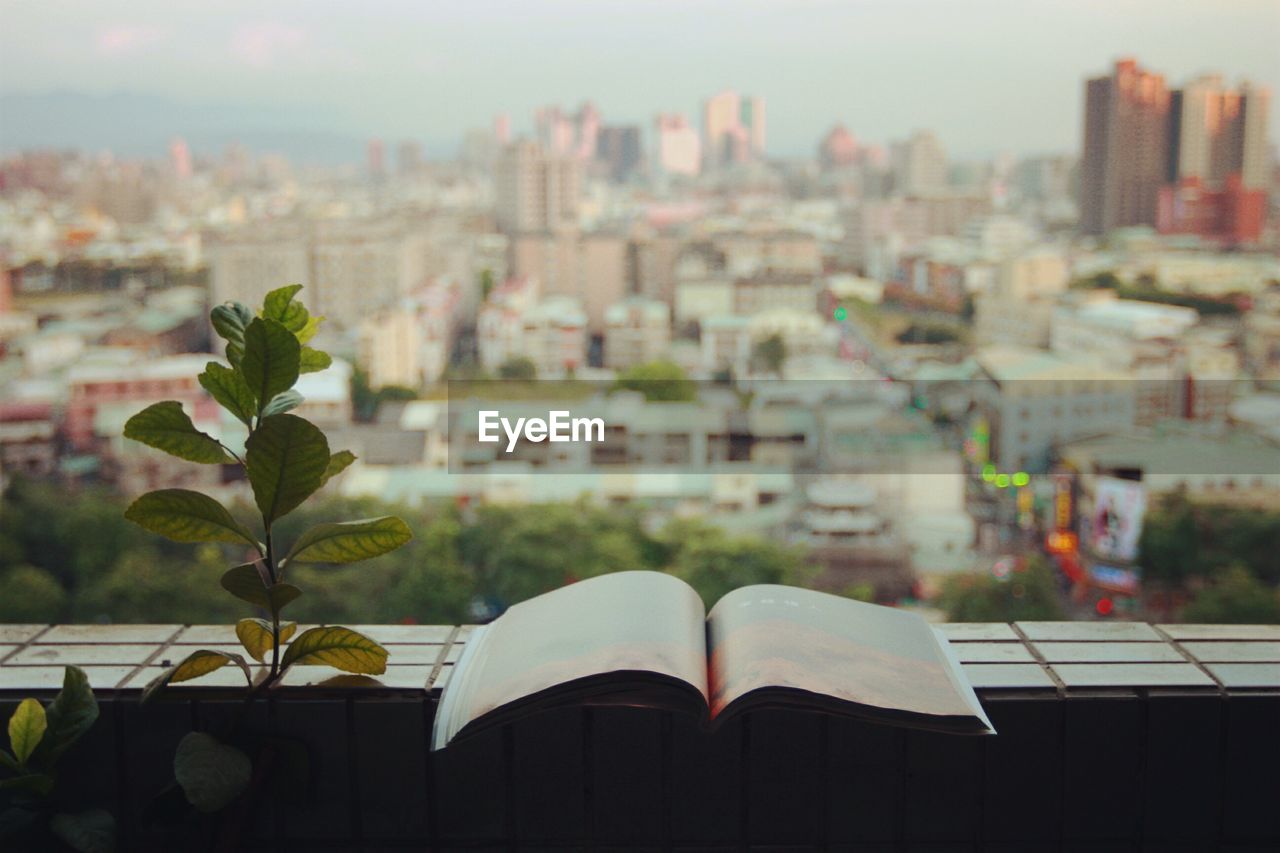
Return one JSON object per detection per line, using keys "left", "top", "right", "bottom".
{"left": 0, "top": 91, "right": 372, "bottom": 164}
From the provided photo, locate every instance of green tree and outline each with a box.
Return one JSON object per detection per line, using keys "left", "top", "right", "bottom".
{"left": 752, "top": 334, "right": 787, "bottom": 374}
{"left": 895, "top": 322, "right": 962, "bottom": 345}
{"left": 939, "top": 557, "right": 1065, "bottom": 622}
{"left": 1140, "top": 492, "right": 1280, "bottom": 585}
{"left": 612, "top": 360, "right": 696, "bottom": 402}
{"left": 1182, "top": 565, "right": 1280, "bottom": 624}
{"left": 458, "top": 502, "right": 650, "bottom": 607}
{"left": 0, "top": 478, "right": 156, "bottom": 591}
{"left": 72, "top": 546, "right": 242, "bottom": 624}
{"left": 497, "top": 356, "right": 537, "bottom": 381}
{"left": 662, "top": 519, "right": 810, "bottom": 607}
{"left": 0, "top": 565, "right": 69, "bottom": 622}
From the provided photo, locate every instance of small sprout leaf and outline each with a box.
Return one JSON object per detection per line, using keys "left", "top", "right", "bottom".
{"left": 7, "top": 698, "right": 46, "bottom": 766}
{"left": 236, "top": 618, "right": 297, "bottom": 663}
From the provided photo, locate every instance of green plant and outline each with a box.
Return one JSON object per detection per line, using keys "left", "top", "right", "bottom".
{"left": 1, "top": 666, "right": 114, "bottom": 853}
{"left": 124, "top": 285, "right": 412, "bottom": 689}
{"left": 121, "top": 286, "right": 413, "bottom": 812}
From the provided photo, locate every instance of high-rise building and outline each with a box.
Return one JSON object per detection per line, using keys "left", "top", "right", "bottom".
{"left": 169, "top": 137, "right": 192, "bottom": 180}
{"left": 493, "top": 113, "right": 512, "bottom": 146}
{"left": 576, "top": 102, "right": 601, "bottom": 161}
{"left": 596, "top": 125, "right": 643, "bottom": 182}
{"left": 397, "top": 140, "right": 424, "bottom": 176}
{"left": 1159, "top": 75, "right": 1270, "bottom": 242}
{"left": 655, "top": 114, "right": 701, "bottom": 177}
{"left": 1168, "top": 75, "right": 1270, "bottom": 189}
{"left": 702, "top": 90, "right": 766, "bottom": 169}
{"left": 494, "top": 141, "right": 581, "bottom": 234}
{"left": 891, "top": 130, "right": 948, "bottom": 195}
{"left": 818, "top": 125, "right": 859, "bottom": 171}
{"left": 534, "top": 102, "right": 601, "bottom": 161}
{"left": 368, "top": 139, "right": 386, "bottom": 179}
{"left": 1080, "top": 59, "right": 1171, "bottom": 235}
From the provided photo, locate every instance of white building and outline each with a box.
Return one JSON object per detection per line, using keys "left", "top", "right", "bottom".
{"left": 208, "top": 218, "right": 429, "bottom": 325}
{"left": 974, "top": 250, "right": 1070, "bottom": 348}
{"left": 1050, "top": 290, "right": 1199, "bottom": 366}
{"left": 976, "top": 345, "right": 1136, "bottom": 472}
{"left": 701, "top": 315, "right": 752, "bottom": 375}
{"left": 604, "top": 297, "right": 671, "bottom": 370}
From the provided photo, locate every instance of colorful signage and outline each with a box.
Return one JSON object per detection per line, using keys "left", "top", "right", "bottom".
{"left": 1089, "top": 477, "right": 1147, "bottom": 563}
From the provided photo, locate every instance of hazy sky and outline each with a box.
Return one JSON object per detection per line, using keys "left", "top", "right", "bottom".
{"left": 2, "top": 0, "right": 1278, "bottom": 157}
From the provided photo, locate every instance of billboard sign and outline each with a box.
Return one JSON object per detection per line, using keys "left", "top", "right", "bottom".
{"left": 1089, "top": 477, "right": 1147, "bottom": 562}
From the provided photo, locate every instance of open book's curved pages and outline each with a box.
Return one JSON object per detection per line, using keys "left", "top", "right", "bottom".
{"left": 432, "top": 571, "right": 993, "bottom": 750}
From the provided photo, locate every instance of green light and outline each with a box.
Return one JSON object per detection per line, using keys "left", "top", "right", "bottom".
{"left": 833, "top": 306, "right": 848, "bottom": 321}
{"left": 995, "top": 474, "right": 1011, "bottom": 488}
{"left": 982, "top": 464, "right": 996, "bottom": 482}
{"left": 1012, "top": 472, "right": 1030, "bottom": 487}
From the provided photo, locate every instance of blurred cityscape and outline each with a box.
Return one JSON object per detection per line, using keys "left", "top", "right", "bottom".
{"left": 2, "top": 50, "right": 1279, "bottom": 626}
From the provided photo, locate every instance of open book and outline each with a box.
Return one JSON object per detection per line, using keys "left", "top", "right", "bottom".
{"left": 431, "top": 571, "right": 993, "bottom": 750}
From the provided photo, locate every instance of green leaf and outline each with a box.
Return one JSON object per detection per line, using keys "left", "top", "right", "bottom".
{"left": 125, "top": 489, "right": 260, "bottom": 549}
{"left": 245, "top": 414, "right": 330, "bottom": 524}
{"left": 284, "top": 517, "right": 413, "bottom": 565}
{"left": 219, "top": 563, "right": 302, "bottom": 613}
{"left": 261, "top": 285, "right": 305, "bottom": 328}
{"left": 199, "top": 362, "right": 256, "bottom": 427}
{"left": 280, "top": 626, "right": 388, "bottom": 675}
{"left": 123, "top": 401, "right": 234, "bottom": 464}
{"left": 261, "top": 284, "right": 321, "bottom": 342}
{"left": 142, "top": 650, "right": 253, "bottom": 704}
{"left": 50, "top": 809, "right": 116, "bottom": 853}
{"left": 210, "top": 302, "right": 254, "bottom": 367}
{"left": 33, "top": 666, "right": 99, "bottom": 767}
{"left": 0, "top": 772, "right": 54, "bottom": 795}
{"left": 235, "top": 618, "right": 297, "bottom": 663}
{"left": 261, "top": 389, "right": 303, "bottom": 418}
{"left": 241, "top": 317, "right": 301, "bottom": 406}
{"left": 298, "top": 346, "right": 332, "bottom": 374}
{"left": 295, "top": 315, "right": 323, "bottom": 344}
{"left": 174, "top": 732, "right": 252, "bottom": 813}
{"left": 7, "top": 698, "right": 46, "bottom": 765}
{"left": 0, "top": 748, "right": 19, "bottom": 772}
{"left": 319, "top": 450, "right": 356, "bottom": 487}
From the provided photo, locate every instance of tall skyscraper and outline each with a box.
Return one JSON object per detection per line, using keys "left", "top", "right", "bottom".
{"left": 576, "top": 102, "right": 601, "bottom": 161}
{"left": 494, "top": 141, "right": 581, "bottom": 234}
{"left": 367, "top": 138, "right": 387, "bottom": 180}
{"left": 655, "top": 113, "right": 702, "bottom": 177}
{"left": 702, "top": 90, "right": 766, "bottom": 169}
{"left": 1169, "top": 75, "right": 1271, "bottom": 190}
{"left": 891, "top": 130, "right": 948, "bottom": 195}
{"left": 1161, "top": 75, "right": 1270, "bottom": 242}
{"left": 169, "top": 137, "right": 192, "bottom": 180}
{"left": 1080, "top": 58, "right": 1171, "bottom": 235}
{"left": 534, "top": 103, "right": 601, "bottom": 161}
{"left": 493, "top": 113, "right": 512, "bottom": 145}
{"left": 596, "top": 125, "right": 643, "bottom": 182}
{"left": 397, "top": 140, "right": 424, "bottom": 176}
{"left": 818, "top": 125, "right": 859, "bottom": 171}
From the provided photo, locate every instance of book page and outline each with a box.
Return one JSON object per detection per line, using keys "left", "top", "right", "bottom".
{"left": 707, "top": 585, "right": 991, "bottom": 731}
{"left": 435, "top": 571, "right": 708, "bottom": 747}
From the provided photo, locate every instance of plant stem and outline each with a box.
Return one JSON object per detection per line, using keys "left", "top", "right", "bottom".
{"left": 265, "top": 526, "right": 281, "bottom": 680}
